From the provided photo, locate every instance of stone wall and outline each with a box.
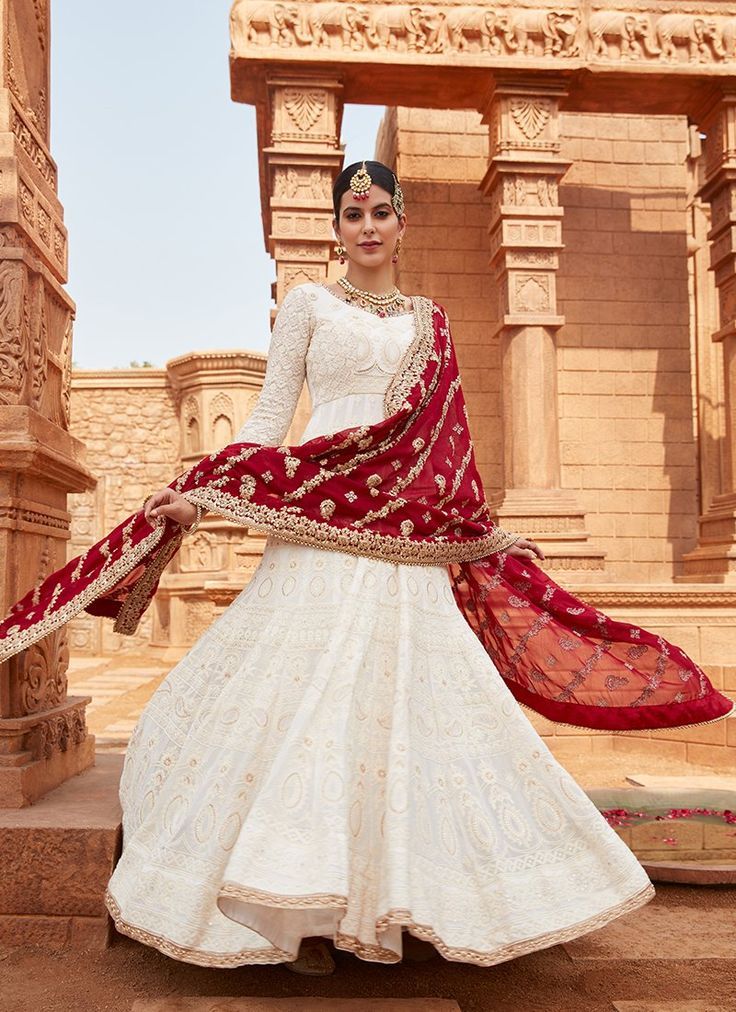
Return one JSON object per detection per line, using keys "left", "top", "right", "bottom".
{"left": 67, "top": 371, "right": 180, "bottom": 656}
{"left": 376, "top": 109, "right": 504, "bottom": 491}
{"left": 557, "top": 112, "right": 696, "bottom": 585}
{"left": 66, "top": 352, "right": 274, "bottom": 657}
{"left": 376, "top": 106, "right": 735, "bottom": 769}
{"left": 377, "top": 106, "right": 703, "bottom": 585}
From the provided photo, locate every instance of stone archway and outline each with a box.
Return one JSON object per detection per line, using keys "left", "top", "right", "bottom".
{"left": 228, "top": 0, "right": 736, "bottom": 586}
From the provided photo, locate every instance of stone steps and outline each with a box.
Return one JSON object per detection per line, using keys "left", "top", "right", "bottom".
{"left": 131, "top": 1002, "right": 461, "bottom": 1011}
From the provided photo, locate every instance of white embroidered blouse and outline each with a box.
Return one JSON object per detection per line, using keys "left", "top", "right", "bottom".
{"left": 234, "top": 282, "right": 416, "bottom": 447}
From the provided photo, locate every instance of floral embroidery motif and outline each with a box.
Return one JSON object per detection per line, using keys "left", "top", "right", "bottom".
{"left": 239, "top": 476, "right": 256, "bottom": 500}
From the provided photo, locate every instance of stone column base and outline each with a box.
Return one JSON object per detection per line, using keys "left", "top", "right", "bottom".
{"left": 0, "top": 753, "right": 122, "bottom": 949}
{"left": 0, "top": 697, "right": 95, "bottom": 808}
{"left": 680, "top": 494, "right": 736, "bottom": 582}
{"left": 487, "top": 488, "right": 607, "bottom": 579}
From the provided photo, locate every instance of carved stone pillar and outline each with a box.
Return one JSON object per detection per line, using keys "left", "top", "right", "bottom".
{"left": 262, "top": 76, "right": 344, "bottom": 309}
{"left": 479, "top": 78, "right": 605, "bottom": 576}
{"left": 0, "top": 0, "right": 96, "bottom": 806}
{"left": 684, "top": 126, "right": 726, "bottom": 547}
{"left": 683, "top": 91, "right": 736, "bottom": 582}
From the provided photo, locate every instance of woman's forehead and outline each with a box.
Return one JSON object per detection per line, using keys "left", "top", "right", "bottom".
{"left": 339, "top": 186, "right": 393, "bottom": 212}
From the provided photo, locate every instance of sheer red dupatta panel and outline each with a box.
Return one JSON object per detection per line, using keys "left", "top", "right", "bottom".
{"left": 450, "top": 553, "right": 734, "bottom": 731}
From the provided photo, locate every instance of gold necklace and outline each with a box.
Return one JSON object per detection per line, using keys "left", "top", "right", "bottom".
{"left": 336, "top": 276, "right": 409, "bottom": 318}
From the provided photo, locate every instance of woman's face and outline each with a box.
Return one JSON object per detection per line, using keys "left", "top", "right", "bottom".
{"left": 334, "top": 184, "right": 406, "bottom": 267}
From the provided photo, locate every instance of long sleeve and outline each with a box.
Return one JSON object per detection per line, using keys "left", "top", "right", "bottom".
{"left": 234, "top": 284, "right": 313, "bottom": 446}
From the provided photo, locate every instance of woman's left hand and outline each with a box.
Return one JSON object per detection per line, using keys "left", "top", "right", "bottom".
{"left": 508, "top": 537, "right": 545, "bottom": 562}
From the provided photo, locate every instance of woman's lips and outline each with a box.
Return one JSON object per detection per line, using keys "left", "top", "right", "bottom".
{"left": 359, "top": 242, "right": 381, "bottom": 248}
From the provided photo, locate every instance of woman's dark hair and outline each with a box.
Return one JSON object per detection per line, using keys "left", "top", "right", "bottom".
{"left": 332, "top": 160, "right": 401, "bottom": 219}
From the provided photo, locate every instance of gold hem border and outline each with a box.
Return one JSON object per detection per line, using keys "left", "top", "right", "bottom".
{"left": 516, "top": 696, "right": 736, "bottom": 735}
{"left": 105, "top": 879, "right": 655, "bottom": 969}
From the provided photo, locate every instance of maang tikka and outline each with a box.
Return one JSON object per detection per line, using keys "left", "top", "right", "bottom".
{"left": 349, "top": 161, "right": 372, "bottom": 201}
{"left": 349, "top": 161, "right": 405, "bottom": 218}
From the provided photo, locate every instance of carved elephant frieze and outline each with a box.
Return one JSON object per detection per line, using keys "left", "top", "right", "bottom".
{"left": 501, "top": 9, "right": 577, "bottom": 57}
{"left": 712, "top": 16, "right": 736, "bottom": 61}
{"left": 230, "top": 1, "right": 736, "bottom": 66}
{"left": 231, "top": 1, "right": 307, "bottom": 48}
{"left": 372, "top": 6, "right": 436, "bottom": 53}
{"left": 588, "top": 12, "right": 660, "bottom": 60}
{"left": 653, "top": 13, "right": 723, "bottom": 63}
{"left": 445, "top": 8, "right": 507, "bottom": 54}
{"left": 306, "top": 4, "right": 382, "bottom": 50}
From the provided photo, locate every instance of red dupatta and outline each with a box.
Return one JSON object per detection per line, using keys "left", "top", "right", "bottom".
{"left": 0, "top": 296, "right": 732, "bottom": 732}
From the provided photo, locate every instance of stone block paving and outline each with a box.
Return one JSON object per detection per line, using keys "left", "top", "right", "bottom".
{"left": 3, "top": 882, "right": 735, "bottom": 1012}
{"left": 563, "top": 905, "right": 736, "bottom": 961}
{"left": 613, "top": 1005, "right": 730, "bottom": 1011}
{"left": 133, "top": 1001, "right": 460, "bottom": 1011}
{"left": 68, "top": 656, "right": 171, "bottom": 751}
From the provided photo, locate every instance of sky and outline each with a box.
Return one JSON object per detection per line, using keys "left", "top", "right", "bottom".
{"left": 50, "top": 2, "right": 385, "bottom": 368}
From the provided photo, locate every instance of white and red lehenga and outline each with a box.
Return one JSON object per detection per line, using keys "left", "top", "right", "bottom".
{"left": 1, "top": 282, "right": 732, "bottom": 967}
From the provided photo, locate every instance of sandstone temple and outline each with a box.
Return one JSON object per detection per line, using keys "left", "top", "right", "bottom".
{"left": 1, "top": 0, "right": 735, "bottom": 948}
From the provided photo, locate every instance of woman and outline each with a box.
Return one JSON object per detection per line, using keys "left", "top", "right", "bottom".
{"left": 1, "top": 161, "right": 731, "bottom": 976}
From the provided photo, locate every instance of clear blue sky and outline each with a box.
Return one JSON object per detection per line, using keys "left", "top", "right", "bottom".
{"left": 51, "top": 2, "right": 385, "bottom": 368}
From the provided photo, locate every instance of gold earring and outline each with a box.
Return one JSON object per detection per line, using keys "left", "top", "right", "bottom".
{"left": 392, "top": 236, "right": 403, "bottom": 263}
{"left": 335, "top": 241, "right": 346, "bottom": 264}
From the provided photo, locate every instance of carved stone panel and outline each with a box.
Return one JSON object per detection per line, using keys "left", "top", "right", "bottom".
{"left": 0, "top": 258, "right": 29, "bottom": 405}
{"left": 14, "top": 626, "right": 68, "bottom": 715}
{"left": 231, "top": 0, "right": 736, "bottom": 70}
{"left": 5, "top": 0, "right": 49, "bottom": 141}
{"left": 270, "top": 82, "right": 341, "bottom": 147}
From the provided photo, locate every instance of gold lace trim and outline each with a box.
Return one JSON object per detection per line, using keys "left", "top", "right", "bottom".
{"left": 182, "top": 487, "right": 520, "bottom": 567}
{"left": 105, "top": 889, "right": 293, "bottom": 967}
{"left": 113, "top": 530, "right": 185, "bottom": 635}
{"left": 384, "top": 295, "right": 436, "bottom": 417}
{"left": 0, "top": 523, "right": 166, "bottom": 664}
{"left": 106, "top": 879, "right": 655, "bottom": 968}
{"left": 517, "top": 695, "right": 736, "bottom": 735}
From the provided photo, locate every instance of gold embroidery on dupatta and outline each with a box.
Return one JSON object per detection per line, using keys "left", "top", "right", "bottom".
{"left": 176, "top": 296, "right": 520, "bottom": 567}
{"left": 0, "top": 523, "right": 166, "bottom": 664}
{"left": 0, "top": 297, "right": 524, "bottom": 664}
{"left": 181, "top": 487, "right": 513, "bottom": 567}
{"left": 388, "top": 377, "right": 462, "bottom": 498}
{"left": 113, "top": 531, "right": 186, "bottom": 635}
{"left": 384, "top": 296, "right": 437, "bottom": 418}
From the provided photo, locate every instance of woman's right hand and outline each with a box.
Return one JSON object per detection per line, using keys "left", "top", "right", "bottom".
{"left": 143, "top": 488, "right": 197, "bottom": 528}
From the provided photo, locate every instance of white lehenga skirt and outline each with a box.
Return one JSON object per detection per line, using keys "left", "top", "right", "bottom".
{"left": 105, "top": 535, "right": 655, "bottom": 967}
